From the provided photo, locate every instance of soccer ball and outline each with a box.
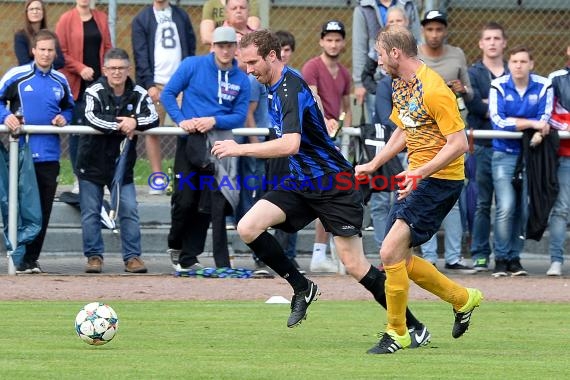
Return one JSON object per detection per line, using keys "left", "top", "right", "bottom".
{"left": 75, "top": 302, "right": 119, "bottom": 345}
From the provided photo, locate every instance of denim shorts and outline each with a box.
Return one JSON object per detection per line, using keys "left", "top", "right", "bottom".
{"left": 385, "top": 177, "right": 464, "bottom": 247}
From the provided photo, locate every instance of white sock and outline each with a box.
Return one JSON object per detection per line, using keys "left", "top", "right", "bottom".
{"left": 312, "top": 243, "right": 327, "bottom": 262}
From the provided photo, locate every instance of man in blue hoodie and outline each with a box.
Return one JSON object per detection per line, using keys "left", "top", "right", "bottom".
{"left": 0, "top": 30, "right": 74, "bottom": 273}
{"left": 161, "top": 26, "right": 249, "bottom": 271}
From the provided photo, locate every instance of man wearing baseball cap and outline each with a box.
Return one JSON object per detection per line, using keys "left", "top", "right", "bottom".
{"left": 417, "top": 10, "right": 475, "bottom": 274}
{"left": 301, "top": 20, "right": 352, "bottom": 273}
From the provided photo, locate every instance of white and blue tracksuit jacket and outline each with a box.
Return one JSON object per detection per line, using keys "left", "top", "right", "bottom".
{"left": 489, "top": 73, "right": 553, "bottom": 154}
{"left": 0, "top": 62, "right": 74, "bottom": 162}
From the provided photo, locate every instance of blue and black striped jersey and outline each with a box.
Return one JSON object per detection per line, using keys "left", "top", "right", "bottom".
{"left": 267, "top": 67, "right": 352, "bottom": 180}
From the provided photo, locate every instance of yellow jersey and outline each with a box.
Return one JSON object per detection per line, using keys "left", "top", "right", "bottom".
{"left": 390, "top": 64, "right": 465, "bottom": 180}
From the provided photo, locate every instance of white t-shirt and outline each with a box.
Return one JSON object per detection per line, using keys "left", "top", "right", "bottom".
{"left": 153, "top": 6, "right": 182, "bottom": 84}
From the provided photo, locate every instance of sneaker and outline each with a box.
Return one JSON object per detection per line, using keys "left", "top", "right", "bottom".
{"left": 30, "top": 261, "right": 43, "bottom": 274}
{"left": 175, "top": 262, "right": 205, "bottom": 273}
{"left": 473, "top": 257, "right": 489, "bottom": 272}
{"left": 310, "top": 258, "right": 338, "bottom": 273}
{"left": 226, "top": 222, "right": 236, "bottom": 230}
{"left": 367, "top": 329, "right": 411, "bottom": 354}
{"left": 546, "top": 261, "right": 562, "bottom": 276}
{"left": 85, "top": 256, "right": 103, "bottom": 273}
{"left": 287, "top": 280, "right": 320, "bottom": 328}
{"left": 452, "top": 288, "right": 483, "bottom": 338}
{"left": 148, "top": 177, "right": 165, "bottom": 195}
{"left": 492, "top": 259, "right": 508, "bottom": 277}
{"left": 125, "top": 257, "right": 148, "bottom": 273}
{"left": 445, "top": 258, "right": 476, "bottom": 274}
{"left": 364, "top": 225, "right": 375, "bottom": 231}
{"left": 409, "top": 324, "right": 431, "bottom": 348}
{"left": 508, "top": 258, "right": 528, "bottom": 276}
{"left": 71, "top": 180, "right": 80, "bottom": 195}
{"left": 16, "top": 263, "right": 33, "bottom": 274}
{"left": 167, "top": 248, "right": 181, "bottom": 269}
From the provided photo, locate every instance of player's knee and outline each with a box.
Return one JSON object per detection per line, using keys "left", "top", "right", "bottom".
{"left": 236, "top": 220, "right": 256, "bottom": 243}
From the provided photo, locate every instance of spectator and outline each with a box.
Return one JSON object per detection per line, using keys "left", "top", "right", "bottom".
{"left": 352, "top": 0, "right": 421, "bottom": 120}
{"left": 466, "top": 22, "right": 508, "bottom": 272}
{"left": 362, "top": 5, "right": 411, "bottom": 251}
{"left": 302, "top": 20, "right": 352, "bottom": 273}
{"left": 361, "top": 5, "right": 410, "bottom": 96}
{"left": 546, "top": 45, "right": 570, "bottom": 276}
{"left": 132, "top": 0, "right": 196, "bottom": 195}
{"left": 0, "top": 30, "right": 74, "bottom": 274}
{"left": 161, "top": 26, "right": 250, "bottom": 271}
{"left": 223, "top": 0, "right": 256, "bottom": 44}
{"left": 78, "top": 48, "right": 159, "bottom": 274}
{"left": 55, "top": 0, "right": 112, "bottom": 194}
{"left": 200, "top": 0, "right": 260, "bottom": 46}
{"left": 489, "top": 46, "right": 553, "bottom": 277}
{"left": 14, "top": 0, "right": 64, "bottom": 70}
{"left": 417, "top": 10, "right": 474, "bottom": 273}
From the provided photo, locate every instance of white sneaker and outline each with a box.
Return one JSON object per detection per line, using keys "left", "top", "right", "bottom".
{"left": 71, "top": 180, "right": 80, "bottom": 194}
{"left": 546, "top": 261, "right": 562, "bottom": 276}
{"left": 310, "top": 258, "right": 338, "bottom": 273}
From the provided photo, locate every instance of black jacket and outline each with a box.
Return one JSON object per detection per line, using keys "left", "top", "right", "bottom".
{"left": 77, "top": 76, "right": 159, "bottom": 185}
{"left": 465, "top": 60, "right": 508, "bottom": 146}
{"left": 132, "top": 4, "right": 196, "bottom": 90}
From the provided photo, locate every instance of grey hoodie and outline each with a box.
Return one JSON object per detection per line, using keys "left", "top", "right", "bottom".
{"left": 352, "top": 0, "right": 421, "bottom": 88}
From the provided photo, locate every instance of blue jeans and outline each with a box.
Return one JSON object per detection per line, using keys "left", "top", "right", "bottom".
{"left": 548, "top": 156, "right": 570, "bottom": 264}
{"left": 470, "top": 145, "right": 494, "bottom": 261}
{"left": 370, "top": 191, "right": 392, "bottom": 248}
{"left": 492, "top": 151, "right": 527, "bottom": 261}
{"left": 79, "top": 179, "right": 141, "bottom": 261}
{"left": 420, "top": 200, "right": 462, "bottom": 264}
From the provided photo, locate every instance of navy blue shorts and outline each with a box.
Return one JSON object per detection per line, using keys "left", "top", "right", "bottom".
{"left": 385, "top": 178, "right": 464, "bottom": 247}
{"left": 262, "top": 173, "right": 363, "bottom": 237}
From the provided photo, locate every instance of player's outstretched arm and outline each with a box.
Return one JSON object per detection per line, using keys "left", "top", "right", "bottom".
{"left": 212, "top": 132, "right": 301, "bottom": 159}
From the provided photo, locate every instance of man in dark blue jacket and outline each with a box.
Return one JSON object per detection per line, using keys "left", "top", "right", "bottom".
{"left": 465, "top": 22, "right": 508, "bottom": 272}
{"left": 132, "top": 0, "right": 196, "bottom": 194}
{"left": 0, "top": 30, "right": 74, "bottom": 274}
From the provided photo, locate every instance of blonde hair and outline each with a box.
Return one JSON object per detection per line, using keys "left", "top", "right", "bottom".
{"left": 376, "top": 25, "right": 417, "bottom": 57}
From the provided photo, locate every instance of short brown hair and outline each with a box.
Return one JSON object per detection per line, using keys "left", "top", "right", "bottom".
{"left": 509, "top": 45, "right": 533, "bottom": 61}
{"left": 32, "top": 29, "right": 57, "bottom": 48}
{"left": 240, "top": 29, "right": 282, "bottom": 60}
{"left": 480, "top": 22, "right": 506, "bottom": 40}
{"left": 376, "top": 25, "right": 417, "bottom": 57}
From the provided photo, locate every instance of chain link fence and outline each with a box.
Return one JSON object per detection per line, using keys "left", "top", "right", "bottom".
{"left": 0, "top": 0, "right": 569, "bottom": 183}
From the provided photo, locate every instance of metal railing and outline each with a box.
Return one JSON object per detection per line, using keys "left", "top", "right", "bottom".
{"left": 2, "top": 124, "right": 569, "bottom": 275}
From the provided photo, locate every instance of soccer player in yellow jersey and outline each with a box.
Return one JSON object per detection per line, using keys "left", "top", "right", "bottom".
{"left": 355, "top": 25, "right": 483, "bottom": 354}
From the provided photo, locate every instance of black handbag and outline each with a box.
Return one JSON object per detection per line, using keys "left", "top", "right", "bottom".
{"left": 356, "top": 106, "right": 404, "bottom": 202}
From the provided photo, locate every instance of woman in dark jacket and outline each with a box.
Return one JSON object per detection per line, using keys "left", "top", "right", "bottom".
{"left": 14, "top": 0, "right": 64, "bottom": 69}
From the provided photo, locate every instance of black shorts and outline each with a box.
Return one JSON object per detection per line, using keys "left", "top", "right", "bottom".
{"left": 385, "top": 177, "right": 464, "bottom": 247}
{"left": 262, "top": 173, "right": 363, "bottom": 237}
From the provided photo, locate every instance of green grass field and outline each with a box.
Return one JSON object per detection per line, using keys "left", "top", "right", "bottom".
{"left": 0, "top": 301, "right": 568, "bottom": 380}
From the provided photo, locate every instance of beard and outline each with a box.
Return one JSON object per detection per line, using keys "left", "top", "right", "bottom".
{"left": 323, "top": 51, "right": 341, "bottom": 60}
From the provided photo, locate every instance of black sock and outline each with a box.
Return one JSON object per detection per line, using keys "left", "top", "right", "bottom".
{"left": 247, "top": 231, "right": 308, "bottom": 293}
{"left": 359, "top": 265, "right": 423, "bottom": 330}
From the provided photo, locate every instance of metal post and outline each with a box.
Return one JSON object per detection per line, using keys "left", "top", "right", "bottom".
{"left": 108, "top": 0, "right": 117, "bottom": 47}
{"left": 258, "top": 0, "right": 270, "bottom": 28}
{"left": 7, "top": 136, "right": 19, "bottom": 275}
